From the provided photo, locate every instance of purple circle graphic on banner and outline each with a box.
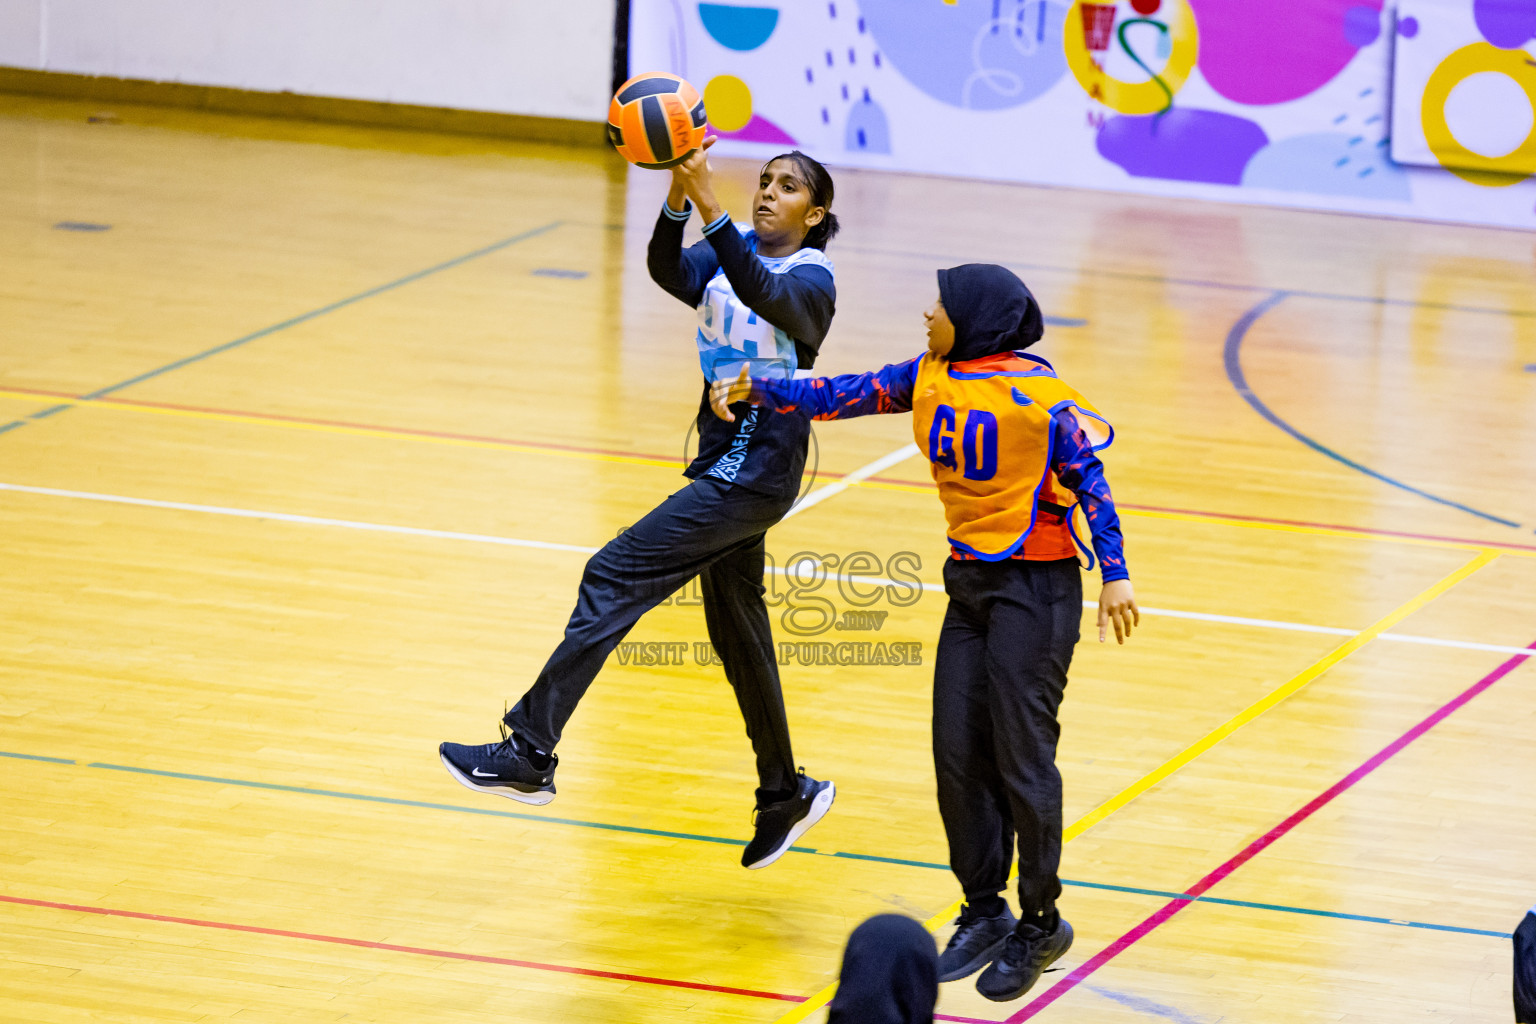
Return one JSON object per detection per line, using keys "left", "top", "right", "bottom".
{"left": 1398, "top": 15, "right": 1420, "bottom": 36}
{"left": 1472, "top": 0, "right": 1536, "bottom": 48}
{"left": 1191, "top": 0, "right": 1385, "bottom": 104}
{"left": 1343, "top": 5, "right": 1381, "bottom": 46}
{"left": 860, "top": 0, "right": 1067, "bottom": 110}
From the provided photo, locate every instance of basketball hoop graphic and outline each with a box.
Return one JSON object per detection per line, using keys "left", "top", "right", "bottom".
{"left": 1079, "top": 2, "right": 1118, "bottom": 52}
{"left": 1065, "top": 0, "right": 1199, "bottom": 115}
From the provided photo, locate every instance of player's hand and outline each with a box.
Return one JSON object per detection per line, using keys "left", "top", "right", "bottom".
{"left": 709, "top": 363, "right": 753, "bottom": 422}
{"left": 670, "top": 134, "right": 717, "bottom": 184}
{"left": 672, "top": 136, "right": 721, "bottom": 219}
{"left": 1097, "top": 579, "right": 1139, "bottom": 644}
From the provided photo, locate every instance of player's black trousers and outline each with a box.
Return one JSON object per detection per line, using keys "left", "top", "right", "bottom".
{"left": 504, "top": 476, "right": 798, "bottom": 799}
{"left": 934, "top": 556, "right": 1082, "bottom": 926}
{"left": 1516, "top": 908, "right": 1536, "bottom": 1023}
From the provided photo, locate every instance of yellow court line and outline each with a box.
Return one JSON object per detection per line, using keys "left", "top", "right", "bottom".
{"left": 772, "top": 547, "right": 1500, "bottom": 1024}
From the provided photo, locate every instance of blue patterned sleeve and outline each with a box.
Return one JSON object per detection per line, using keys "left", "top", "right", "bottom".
{"left": 1051, "top": 409, "right": 1129, "bottom": 583}
{"left": 749, "top": 356, "right": 922, "bottom": 420}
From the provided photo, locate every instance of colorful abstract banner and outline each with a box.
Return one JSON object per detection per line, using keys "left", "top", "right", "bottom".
{"left": 630, "top": 0, "right": 1536, "bottom": 228}
{"left": 1391, "top": 0, "right": 1536, "bottom": 182}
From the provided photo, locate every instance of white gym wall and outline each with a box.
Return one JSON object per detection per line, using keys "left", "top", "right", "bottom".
{"left": 0, "top": 0, "right": 616, "bottom": 121}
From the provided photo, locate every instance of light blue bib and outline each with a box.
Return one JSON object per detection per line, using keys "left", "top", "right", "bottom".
{"left": 695, "top": 224, "right": 834, "bottom": 383}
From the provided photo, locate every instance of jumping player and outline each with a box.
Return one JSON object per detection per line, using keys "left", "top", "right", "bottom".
{"left": 439, "top": 139, "right": 840, "bottom": 870}
{"left": 711, "top": 264, "right": 1139, "bottom": 997}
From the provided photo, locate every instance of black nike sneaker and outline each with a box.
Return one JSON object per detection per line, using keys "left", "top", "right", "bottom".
{"left": 439, "top": 724, "right": 557, "bottom": 806}
{"left": 975, "top": 917, "right": 1074, "bottom": 1002}
{"left": 937, "top": 903, "right": 1017, "bottom": 982}
{"left": 741, "top": 770, "right": 835, "bottom": 869}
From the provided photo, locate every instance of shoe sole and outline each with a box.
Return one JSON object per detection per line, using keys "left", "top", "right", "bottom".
{"left": 744, "top": 781, "right": 836, "bottom": 870}
{"left": 937, "top": 931, "right": 1012, "bottom": 983}
{"left": 440, "top": 752, "right": 556, "bottom": 807}
{"left": 976, "top": 922, "right": 1074, "bottom": 1002}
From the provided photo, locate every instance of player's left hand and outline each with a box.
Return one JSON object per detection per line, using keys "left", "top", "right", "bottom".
{"left": 709, "top": 363, "right": 753, "bottom": 422}
{"left": 1097, "top": 578, "right": 1139, "bottom": 644}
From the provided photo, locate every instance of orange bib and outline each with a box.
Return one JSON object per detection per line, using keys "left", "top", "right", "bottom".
{"left": 910, "top": 352, "right": 1112, "bottom": 560}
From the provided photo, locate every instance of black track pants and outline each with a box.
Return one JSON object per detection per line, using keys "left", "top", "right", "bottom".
{"left": 933, "top": 556, "right": 1082, "bottom": 925}
{"left": 1517, "top": 908, "right": 1536, "bottom": 1023}
{"left": 503, "top": 476, "right": 798, "bottom": 796}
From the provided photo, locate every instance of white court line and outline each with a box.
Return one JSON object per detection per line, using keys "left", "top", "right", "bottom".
{"left": 0, "top": 482, "right": 599, "bottom": 554}
{"left": 782, "top": 443, "right": 921, "bottom": 519}
{"left": 1, "top": 479, "right": 1525, "bottom": 658}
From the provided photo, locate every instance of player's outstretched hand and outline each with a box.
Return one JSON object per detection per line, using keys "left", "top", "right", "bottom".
{"left": 709, "top": 363, "right": 753, "bottom": 422}
{"left": 1097, "top": 579, "right": 1139, "bottom": 644}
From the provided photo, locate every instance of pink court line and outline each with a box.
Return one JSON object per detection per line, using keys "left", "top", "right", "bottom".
{"left": 1004, "top": 639, "right": 1536, "bottom": 1023}
{"left": 10, "top": 384, "right": 1531, "bottom": 554}
{"left": 0, "top": 893, "right": 998, "bottom": 1024}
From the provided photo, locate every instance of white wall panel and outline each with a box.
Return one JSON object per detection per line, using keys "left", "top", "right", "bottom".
{"left": 3, "top": 0, "right": 614, "bottom": 121}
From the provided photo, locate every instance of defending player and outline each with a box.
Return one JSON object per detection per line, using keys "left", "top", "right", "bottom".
{"left": 439, "top": 139, "right": 840, "bottom": 870}
{"left": 711, "top": 264, "right": 1139, "bottom": 999}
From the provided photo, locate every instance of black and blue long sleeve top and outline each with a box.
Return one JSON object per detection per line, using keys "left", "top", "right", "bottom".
{"left": 647, "top": 200, "right": 836, "bottom": 503}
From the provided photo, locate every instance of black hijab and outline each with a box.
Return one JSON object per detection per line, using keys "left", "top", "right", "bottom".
{"left": 937, "top": 263, "right": 1044, "bottom": 362}
{"left": 826, "top": 914, "right": 938, "bottom": 1024}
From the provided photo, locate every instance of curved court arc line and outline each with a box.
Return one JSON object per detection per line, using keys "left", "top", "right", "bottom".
{"left": 1223, "top": 290, "right": 1524, "bottom": 530}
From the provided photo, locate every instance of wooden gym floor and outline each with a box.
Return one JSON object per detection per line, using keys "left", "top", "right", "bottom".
{"left": 1, "top": 92, "right": 1533, "bottom": 1024}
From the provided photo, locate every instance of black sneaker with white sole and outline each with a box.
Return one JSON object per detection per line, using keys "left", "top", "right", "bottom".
{"left": 439, "top": 725, "right": 557, "bottom": 806}
{"left": 937, "top": 904, "right": 1017, "bottom": 982}
{"left": 741, "top": 770, "right": 835, "bottom": 869}
{"left": 975, "top": 917, "right": 1073, "bottom": 1002}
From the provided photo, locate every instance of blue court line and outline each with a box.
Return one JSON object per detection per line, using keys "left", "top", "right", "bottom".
{"left": 0, "top": 749, "right": 1509, "bottom": 940}
{"left": 85, "top": 761, "right": 764, "bottom": 850}
{"left": 0, "top": 750, "right": 77, "bottom": 765}
{"left": 1084, "top": 984, "right": 1212, "bottom": 1024}
{"left": 0, "top": 220, "right": 563, "bottom": 435}
{"left": 1223, "top": 290, "right": 1524, "bottom": 530}
{"left": 832, "top": 243, "right": 1536, "bottom": 319}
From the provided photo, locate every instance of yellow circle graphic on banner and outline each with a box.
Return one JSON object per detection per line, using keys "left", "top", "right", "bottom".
{"left": 1421, "top": 42, "right": 1536, "bottom": 187}
{"left": 1064, "top": 0, "right": 1199, "bottom": 116}
{"left": 704, "top": 75, "right": 753, "bottom": 133}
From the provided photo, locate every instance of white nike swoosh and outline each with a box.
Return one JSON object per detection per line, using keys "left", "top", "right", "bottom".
{"left": 471, "top": 768, "right": 498, "bottom": 778}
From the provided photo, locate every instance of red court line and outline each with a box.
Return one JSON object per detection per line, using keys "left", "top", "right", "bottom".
{"left": 0, "top": 892, "right": 997, "bottom": 1023}
{"left": 1004, "top": 640, "right": 1536, "bottom": 1023}
{"left": 0, "top": 893, "right": 795, "bottom": 1002}
{"left": 12, "top": 383, "right": 1531, "bottom": 554}
{"left": 0, "top": 386, "right": 682, "bottom": 464}
{"left": 1113, "top": 501, "right": 1536, "bottom": 554}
